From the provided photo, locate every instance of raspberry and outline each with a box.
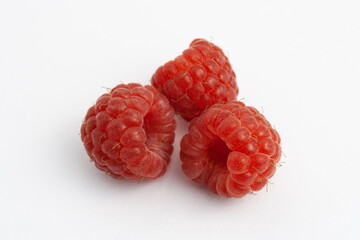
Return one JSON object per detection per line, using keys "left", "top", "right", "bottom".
{"left": 151, "top": 38, "right": 238, "bottom": 121}
{"left": 180, "top": 101, "right": 281, "bottom": 198}
{"left": 80, "top": 83, "right": 176, "bottom": 180}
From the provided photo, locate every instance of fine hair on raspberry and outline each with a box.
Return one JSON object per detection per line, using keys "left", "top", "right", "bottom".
{"left": 151, "top": 38, "right": 238, "bottom": 121}
{"left": 81, "top": 83, "right": 176, "bottom": 180}
{"left": 180, "top": 101, "right": 281, "bottom": 198}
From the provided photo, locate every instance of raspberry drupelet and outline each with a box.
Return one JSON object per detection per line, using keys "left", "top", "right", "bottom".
{"left": 151, "top": 39, "right": 238, "bottom": 121}
{"left": 180, "top": 101, "right": 281, "bottom": 198}
{"left": 81, "top": 83, "right": 176, "bottom": 180}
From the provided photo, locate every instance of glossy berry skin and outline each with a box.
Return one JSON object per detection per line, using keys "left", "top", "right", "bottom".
{"left": 81, "top": 83, "right": 176, "bottom": 180}
{"left": 151, "top": 39, "right": 238, "bottom": 121}
{"left": 180, "top": 101, "right": 281, "bottom": 198}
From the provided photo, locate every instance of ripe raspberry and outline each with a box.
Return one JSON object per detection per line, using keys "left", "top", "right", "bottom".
{"left": 180, "top": 101, "right": 281, "bottom": 198}
{"left": 151, "top": 38, "right": 238, "bottom": 121}
{"left": 80, "top": 83, "right": 176, "bottom": 180}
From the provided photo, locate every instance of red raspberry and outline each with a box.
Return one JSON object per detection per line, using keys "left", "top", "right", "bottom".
{"left": 151, "top": 39, "right": 238, "bottom": 121}
{"left": 180, "top": 101, "right": 281, "bottom": 198}
{"left": 80, "top": 83, "right": 176, "bottom": 180}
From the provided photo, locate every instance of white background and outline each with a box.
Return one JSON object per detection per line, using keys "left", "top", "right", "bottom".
{"left": 1, "top": 0, "right": 360, "bottom": 239}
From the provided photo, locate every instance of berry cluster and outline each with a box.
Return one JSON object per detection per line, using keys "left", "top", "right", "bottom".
{"left": 180, "top": 102, "right": 281, "bottom": 198}
{"left": 81, "top": 84, "right": 175, "bottom": 180}
{"left": 151, "top": 39, "right": 238, "bottom": 121}
{"left": 80, "top": 38, "right": 282, "bottom": 198}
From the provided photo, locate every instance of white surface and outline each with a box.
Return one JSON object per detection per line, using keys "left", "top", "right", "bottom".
{"left": 1, "top": 0, "right": 360, "bottom": 239}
